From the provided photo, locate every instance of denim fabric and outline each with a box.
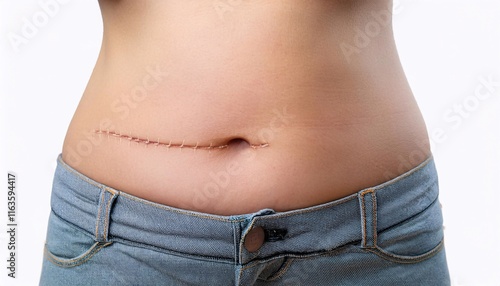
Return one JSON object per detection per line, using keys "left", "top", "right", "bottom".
{"left": 40, "top": 154, "right": 450, "bottom": 285}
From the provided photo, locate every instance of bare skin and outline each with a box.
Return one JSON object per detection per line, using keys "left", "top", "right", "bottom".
{"left": 62, "top": 0, "right": 431, "bottom": 215}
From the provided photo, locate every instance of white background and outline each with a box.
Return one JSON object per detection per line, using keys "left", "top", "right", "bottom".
{"left": 1, "top": 0, "right": 499, "bottom": 285}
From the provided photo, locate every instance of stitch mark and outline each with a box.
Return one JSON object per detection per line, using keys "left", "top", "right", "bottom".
{"left": 96, "top": 127, "right": 103, "bottom": 140}
{"left": 92, "top": 129, "right": 270, "bottom": 150}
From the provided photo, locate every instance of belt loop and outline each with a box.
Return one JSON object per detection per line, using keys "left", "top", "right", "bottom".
{"left": 359, "top": 189, "right": 377, "bottom": 248}
{"left": 95, "top": 187, "right": 118, "bottom": 242}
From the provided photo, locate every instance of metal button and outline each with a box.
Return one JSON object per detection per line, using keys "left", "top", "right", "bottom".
{"left": 244, "top": 226, "right": 265, "bottom": 252}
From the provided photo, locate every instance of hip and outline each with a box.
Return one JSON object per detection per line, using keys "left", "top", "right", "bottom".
{"left": 40, "top": 154, "right": 449, "bottom": 285}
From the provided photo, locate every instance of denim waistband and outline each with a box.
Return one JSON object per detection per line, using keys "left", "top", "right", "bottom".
{"left": 50, "top": 154, "right": 439, "bottom": 265}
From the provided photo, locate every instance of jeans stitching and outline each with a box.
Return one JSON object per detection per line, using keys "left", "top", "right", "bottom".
{"left": 232, "top": 221, "right": 239, "bottom": 264}
{"left": 95, "top": 190, "right": 105, "bottom": 241}
{"left": 111, "top": 237, "right": 234, "bottom": 263}
{"left": 372, "top": 191, "right": 378, "bottom": 246}
{"left": 120, "top": 192, "right": 239, "bottom": 221}
{"left": 252, "top": 243, "right": 358, "bottom": 263}
{"left": 57, "top": 154, "right": 434, "bottom": 228}
{"left": 365, "top": 239, "right": 445, "bottom": 264}
{"left": 377, "top": 196, "right": 440, "bottom": 235}
{"left": 256, "top": 194, "right": 358, "bottom": 219}
{"left": 44, "top": 241, "right": 112, "bottom": 268}
{"left": 367, "top": 198, "right": 444, "bottom": 263}
{"left": 265, "top": 257, "right": 295, "bottom": 281}
{"left": 360, "top": 193, "right": 367, "bottom": 247}
{"left": 360, "top": 189, "right": 375, "bottom": 248}
{"left": 103, "top": 189, "right": 117, "bottom": 242}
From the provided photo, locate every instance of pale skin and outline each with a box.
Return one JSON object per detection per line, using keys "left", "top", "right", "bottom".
{"left": 62, "top": 0, "right": 431, "bottom": 215}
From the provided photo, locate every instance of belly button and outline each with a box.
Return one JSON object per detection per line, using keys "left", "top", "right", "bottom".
{"left": 227, "top": 138, "right": 251, "bottom": 150}
{"left": 227, "top": 138, "right": 270, "bottom": 150}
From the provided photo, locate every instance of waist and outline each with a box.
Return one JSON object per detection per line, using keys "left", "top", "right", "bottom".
{"left": 62, "top": 86, "right": 430, "bottom": 215}
{"left": 49, "top": 154, "right": 440, "bottom": 263}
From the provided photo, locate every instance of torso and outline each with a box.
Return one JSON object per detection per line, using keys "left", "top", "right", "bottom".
{"left": 62, "top": 0, "right": 431, "bottom": 215}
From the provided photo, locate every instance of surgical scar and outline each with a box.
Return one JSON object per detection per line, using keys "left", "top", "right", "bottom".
{"left": 92, "top": 129, "right": 269, "bottom": 150}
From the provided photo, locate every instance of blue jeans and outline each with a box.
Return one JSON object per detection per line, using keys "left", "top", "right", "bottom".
{"left": 40, "top": 154, "right": 450, "bottom": 285}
